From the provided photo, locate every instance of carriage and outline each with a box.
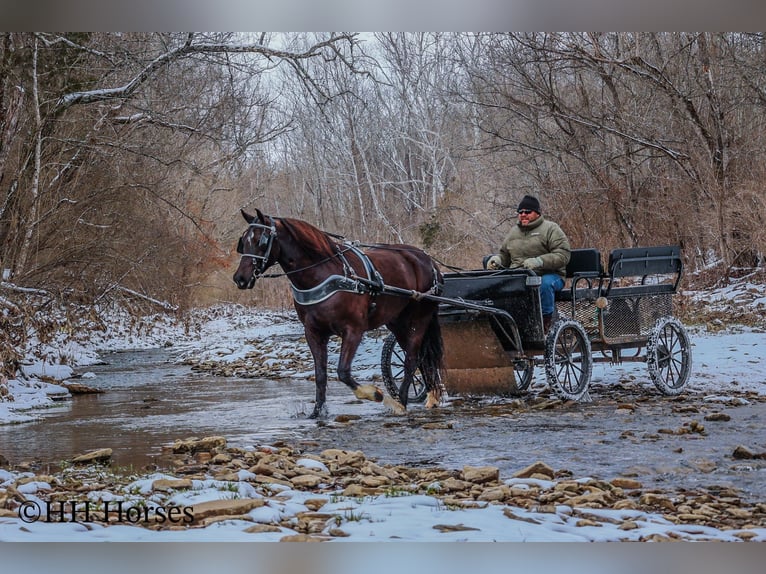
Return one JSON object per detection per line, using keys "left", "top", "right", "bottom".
{"left": 234, "top": 210, "right": 692, "bottom": 415}
{"left": 380, "top": 245, "right": 693, "bottom": 403}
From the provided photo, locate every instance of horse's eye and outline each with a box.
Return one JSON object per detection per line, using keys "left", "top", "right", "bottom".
{"left": 258, "top": 233, "right": 270, "bottom": 249}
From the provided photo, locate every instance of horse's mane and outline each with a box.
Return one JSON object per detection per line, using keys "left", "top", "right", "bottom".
{"left": 279, "top": 217, "right": 338, "bottom": 259}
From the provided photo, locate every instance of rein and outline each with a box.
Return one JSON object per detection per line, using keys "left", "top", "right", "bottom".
{"left": 259, "top": 244, "right": 355, "bottom": 279}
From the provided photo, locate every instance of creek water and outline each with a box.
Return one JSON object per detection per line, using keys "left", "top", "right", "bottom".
{"left": 1, "top": 348, "right": 764, "bottom": 503}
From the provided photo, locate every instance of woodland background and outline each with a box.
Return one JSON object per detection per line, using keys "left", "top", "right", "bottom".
{"left": 2, "top": 32, "right": 765, "bottom": 322}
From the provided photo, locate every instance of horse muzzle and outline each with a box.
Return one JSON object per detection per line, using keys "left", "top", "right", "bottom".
{"left": 233, "top": 272, "right": 257, "bottom": 290}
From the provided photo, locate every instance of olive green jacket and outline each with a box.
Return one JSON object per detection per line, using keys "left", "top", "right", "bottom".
{"left": 497, "top": 216, "right": 571, "bottom": 277}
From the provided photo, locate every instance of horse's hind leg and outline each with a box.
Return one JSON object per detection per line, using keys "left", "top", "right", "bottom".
{"left": 338, "top": 330, "right": 383, "bottom": 403}
{"left": 304, "top": 329, "right": 330, "bottom": 418}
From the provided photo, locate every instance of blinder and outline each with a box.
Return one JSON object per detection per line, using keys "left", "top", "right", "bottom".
{"left": 236, "top": 218, "right": 277, "bottom": 278}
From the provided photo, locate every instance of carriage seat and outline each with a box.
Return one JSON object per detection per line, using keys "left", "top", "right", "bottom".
{"left": 603, "top": 245, "right": 683, "bottom": 296}
{"left": 556, "top": 248, "right": 604, "bottom": 302}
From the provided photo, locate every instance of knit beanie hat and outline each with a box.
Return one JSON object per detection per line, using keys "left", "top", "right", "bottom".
{"left": 518, "top": 195, "right": 541, "bottom": 213}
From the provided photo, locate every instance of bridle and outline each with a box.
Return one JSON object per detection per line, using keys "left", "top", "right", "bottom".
{"left": 236, "top": 217, "right": 277, "bottom": 278}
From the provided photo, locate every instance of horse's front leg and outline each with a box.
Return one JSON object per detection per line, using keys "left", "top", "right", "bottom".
{"left": 305, "top": 330, "right": 330, "bottom": 419}
{"left": 338, "top": 331, "right": 383, "bottom": 403}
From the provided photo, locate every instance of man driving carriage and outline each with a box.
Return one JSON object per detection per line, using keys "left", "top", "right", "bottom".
{"left": 487, "top": 195, "right": 571, "bottom": 332}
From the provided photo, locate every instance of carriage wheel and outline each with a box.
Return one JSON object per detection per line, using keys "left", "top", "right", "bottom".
{"left": 544, "top": 319, "right": 592, "bottom": 401}
{"left": 380, "top": 333, "right": 428, "bottom": 403}
{"left": 647, "top": 316, "right": 692, "bottom": 395}
{"left": 514, "top": 359, "right": 534, "bottom": 391}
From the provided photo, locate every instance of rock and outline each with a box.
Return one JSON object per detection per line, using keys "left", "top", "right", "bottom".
{"left": 639, "top": 493, "right": 676, "bottom": 512}
{"left": 291, "top": 475, "right": 324, "bottom": 488}
{"left": 152, "top": 478, "right": 193, "bottom": 492}
{"left": 338, "top": 451, "right": 366, "bottom": 467}
{"left": 441, "top": 477, "right": 472, "bottom": 492}
{"left": 726, "top": 507, "right": 752, "bottom": 519}
{"left": 362, "top": 462, "right": 400, "bottom": 481}
{"left": 704, "top": 412, "right": 731, "bottom": 422}
{"left": 63, "top": 382, "right": 104, "bottom": 394}
{"left": 189, "top": 498, "right": 265, "bottom": 524}
{"left": 732, "top": 445, "right": 766, "bottom": 459}
{"left": 461, "top": 465, "right": 500, "bottom": 484}
{"left": 171, "top": 436, "right": 227, "bottom": 454}
{"left": 71, "top": 448, "right": 112, "bottom": 464}
{"left": 618, "top": 521, "right": 638, "bottom": 530}
{"left": 566, "top": 492, "right": 608, "bottom": 507}
{"left": 304, "top": 498, "right": 328, "bottom": 511}
{"left": 610, "top": 478, "right": 642, "bottom": 490}
{"left": 342, "top": 484, "right": 367, "bottom": 497}
{"left": 360, "top": 475, "right": 390, "bottom": 488}
{"left": 248, "top": 462, "right": 277, "bottom": 476}
{"left": 734, "top": 531, "right": 758, "bottom": 540}
{"left": 513, "top": 461, "right": 555, "bottom": 479}
{"left": 477, "top": 485, "right": 509, "bottom": 502}
{"left": 334, "top": 414, "right": 361, "bottom": 423}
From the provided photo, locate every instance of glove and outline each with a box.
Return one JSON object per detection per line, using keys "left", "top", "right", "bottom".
{"left": 522, "top": 256, "right": 544, "bottom": 270}
{"left": 487, "top": 255, "right": 503, "bottom": 270}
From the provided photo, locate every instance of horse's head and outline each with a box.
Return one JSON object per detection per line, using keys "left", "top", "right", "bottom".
{"left": 233, "top": 208, "right": 277, "bottom": 289}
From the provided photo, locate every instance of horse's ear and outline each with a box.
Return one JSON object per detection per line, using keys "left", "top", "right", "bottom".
{"left": 255, "top": 208, "right": 266, "bottom": 223}
{"left": 241, "top": 209, "right": 256, "bottom": 224}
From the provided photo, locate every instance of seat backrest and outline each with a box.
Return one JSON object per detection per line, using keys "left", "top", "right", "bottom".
{"left": 607, "top": 245, "right": 682, "bottom": 279}
{"left": 566, "top": 248, "right": 603, "bottom": 278}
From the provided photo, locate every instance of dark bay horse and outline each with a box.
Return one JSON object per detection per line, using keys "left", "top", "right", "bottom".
{"left": 233, "top": 209, "right": 444, "bottom": 418}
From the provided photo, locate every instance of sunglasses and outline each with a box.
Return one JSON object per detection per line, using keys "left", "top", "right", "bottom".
{"left": 517, "top": 209, "right": 535, "bottom": 215}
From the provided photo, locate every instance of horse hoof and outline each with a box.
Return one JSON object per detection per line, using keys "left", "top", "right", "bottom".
{"left": 383, "top": 395, "right": 406, "bottom": 415}
{"left": 425, "top": 390, "right": 441, "bottom": 409}
{"left": 354, "top": 384, "right": 384, "bottom": 402}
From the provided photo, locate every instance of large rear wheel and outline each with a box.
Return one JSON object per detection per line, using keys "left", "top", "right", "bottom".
{"left": 544, "top": 319, "right": 592, "bottom": 401}
{"left": 647, "top": 316, "right": 692, "bottom": 395}
{"left": 380, "top": 333, "right": 428, "bottom": 403}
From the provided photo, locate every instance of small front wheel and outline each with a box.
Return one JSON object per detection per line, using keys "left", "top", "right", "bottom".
{"left": 380, "top": 333, "right": 428, "bottom": 403}
{"left": 647, "top": 317, "right": 692, "bottom": 395}
{"left": 544, "top": 319, "right": 592, "bottom": 401}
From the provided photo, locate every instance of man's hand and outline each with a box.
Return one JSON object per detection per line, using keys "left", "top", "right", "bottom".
{"left": 522, "top": 256, "right": 544, "bottom": 270}
{"left": 487, "top": 255, "right": 503, "bottom": 270}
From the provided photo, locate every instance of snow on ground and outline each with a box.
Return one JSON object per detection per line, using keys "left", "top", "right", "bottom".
{"left": 1, "top": 290, "right": 765, "bottom": 542}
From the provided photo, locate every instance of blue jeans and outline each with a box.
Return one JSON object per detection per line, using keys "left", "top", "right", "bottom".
{"left": 540, "top": 273, "right": 564, "bottom": 316}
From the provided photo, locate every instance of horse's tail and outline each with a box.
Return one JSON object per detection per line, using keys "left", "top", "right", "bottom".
{"left": 418, "top": 308, "right": 445, "bottom": 402}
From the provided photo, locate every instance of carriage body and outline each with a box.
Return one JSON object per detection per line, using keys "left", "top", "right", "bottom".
{"left": 381, "top": 245, "right": 692, "bottom": 403}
